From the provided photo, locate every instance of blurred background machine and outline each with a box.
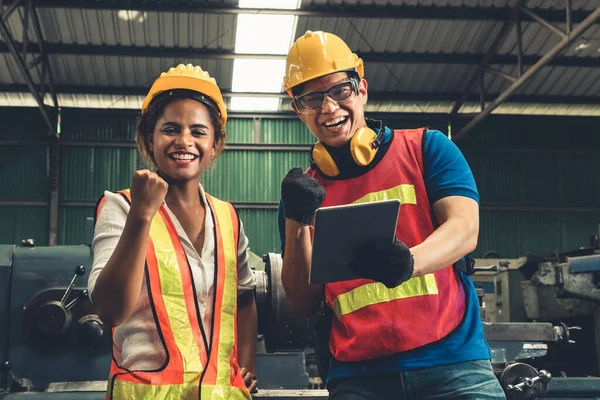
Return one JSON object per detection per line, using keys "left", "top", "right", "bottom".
{"left": 2, "top": 222, "right": 600, "bottom": 399}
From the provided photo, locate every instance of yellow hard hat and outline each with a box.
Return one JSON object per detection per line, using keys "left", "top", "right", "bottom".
{"left": 141, "top": 63, "right": 227, "bottom": 125}
{"left": 282, "top": 31, "right": 364, "bottom": 96}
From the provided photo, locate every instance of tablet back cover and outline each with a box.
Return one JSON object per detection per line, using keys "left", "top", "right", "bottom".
{"left": 309, "top": 199, "right": 401, "bottom": 285}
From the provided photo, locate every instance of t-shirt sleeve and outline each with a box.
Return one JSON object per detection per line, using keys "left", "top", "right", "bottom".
{"left": 423, "top": 130, "right": 480, "bottom": 205}
{"left": 88, "top": 191, "right": 130, "bottom": 303}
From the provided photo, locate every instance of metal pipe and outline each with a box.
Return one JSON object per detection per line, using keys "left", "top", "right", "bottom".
{"left": 453, "top": 7, "right": 600, "bottom": 141}
{"left": 2, "top": 41, "right": 599, "bottom": 67}
{"left": 1, "top": 0, "right": 22, "bottom": 22}
{"left": 21, "top": 0, "right": 29, "bottom": 56}
{"left": 566, "top": 0, "right": 572, "bottom": 34}
{"left": 522, "top": 7, "right": 567, "bottom": 38}
{"left": 516, "top": 10, "right": 524, "bottom": 76}
{"left": 30, "top": 3, "right": 58, "bottom": 110}
{"left": 479, "top": 68, "right": 485, "bottom": 111}
{"left": 482, "top": 66, "right": 518, "bottom": 82}
{"left": 5, "top": 0, "right": 596, "bottom": 24}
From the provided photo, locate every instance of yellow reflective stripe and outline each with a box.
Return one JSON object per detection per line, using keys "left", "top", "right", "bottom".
{"left": 201, "top": 384, "right": 249, "bottom": 400}
{"left": 110, "top": 380, "right": 248, "bottom": 400}
{"left": 149, "top": 211, "right": 202, "bottom": 375}
{"left": 352, "top": 184, "right": 417, "bottom": 205}
{"left": 332, "top": 274, "right": 438, "bottom": 319}
{"left": 210, "top": 198, "right": 238, "bottom": 388}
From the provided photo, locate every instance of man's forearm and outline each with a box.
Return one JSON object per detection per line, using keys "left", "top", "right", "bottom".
{"left": 281, "top": 220, "right": 323, "bottom": 316}
{"left": 411, "top": 216, "right": 478, "bottom": 277}
{"left": 237, "top": 290, "right": 257, "bottom": 373}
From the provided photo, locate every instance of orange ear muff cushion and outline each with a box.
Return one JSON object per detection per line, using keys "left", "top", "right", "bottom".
{"left": 350, "top": 127, "right": 378, "bottom": 167}
{"left": 312, "top": 142, "right": 340, "bottom": 177}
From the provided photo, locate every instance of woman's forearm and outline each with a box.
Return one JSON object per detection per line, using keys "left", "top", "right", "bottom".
{"left": 92, "top": 213, "right": 152, "bottom": 327}
{"left": 237, "top": 290, "right": 257, "bottom": 373}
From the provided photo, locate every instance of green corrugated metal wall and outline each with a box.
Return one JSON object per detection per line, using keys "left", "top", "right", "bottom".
{"left": 1, "top": 107, "right": 598, "bottom": 258}
{"left": 60, "top": 147, "right": 144, "bottom": 201}
{"left": 0, "top": 206, "right": 48, "bottom": 246}
{"left": 203, "top": 151, "right": 308, "bottom": 201}
{"left": 454, "top": 115, "right": 600, "bottom": 258}
{"left": 0, "top": 108, "right": 49, "bottom": 245}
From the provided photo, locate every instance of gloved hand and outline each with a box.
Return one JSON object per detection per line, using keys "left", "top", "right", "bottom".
{"left": 352, "top": 239, "right": 414, "bottom": 288}
{"left": 281, "top": 167, "right": 326, "bottom": 225}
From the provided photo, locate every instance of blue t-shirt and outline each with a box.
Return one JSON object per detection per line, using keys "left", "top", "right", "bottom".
{"left": 277, "top": 129, "right": 490, "bottom": 381}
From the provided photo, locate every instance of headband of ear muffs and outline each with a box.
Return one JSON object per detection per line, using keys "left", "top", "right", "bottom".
{"left": 311, "top": 118, "right": 385, "bottom": 177}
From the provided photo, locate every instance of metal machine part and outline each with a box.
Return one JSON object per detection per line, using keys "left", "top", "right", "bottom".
{"left": 255, "top": 253, "right": 311, "bottom": 353}
{"left": 499, "top": 363, "right": 551, "bottom": 400}
{"left": 1, "top": 245, "right": 112, "bottom": 392}
{"left": 21, "top": 264, "right": 109, "bottom": 350}
{"left": 33, "top": 266, "right": 87, "bottom": 336}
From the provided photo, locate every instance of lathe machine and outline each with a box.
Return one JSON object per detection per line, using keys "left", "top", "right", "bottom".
{"left": 2, "top": 227, "right": 600, "bottom": 399}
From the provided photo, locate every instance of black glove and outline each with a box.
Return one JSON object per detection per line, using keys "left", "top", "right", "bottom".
{"left": 281, "top": 167, "right": 326, "bottom": 225}
{"left": 352, "top": 239, "right": 414, "bottom": 288}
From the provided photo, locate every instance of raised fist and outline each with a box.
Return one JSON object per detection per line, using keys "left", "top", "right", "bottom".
{"left": 129, "top": 170, "right": 168, "bottom": 219}
{"left": 281, "top": 167, "right": 326, "bottom": 225}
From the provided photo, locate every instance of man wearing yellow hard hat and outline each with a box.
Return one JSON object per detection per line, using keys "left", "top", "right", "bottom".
{"left": 90, "top": 64, "right": 258, "bottom": 399}
{"left": 278, "top": 31, "right": 505, "bottom": 399}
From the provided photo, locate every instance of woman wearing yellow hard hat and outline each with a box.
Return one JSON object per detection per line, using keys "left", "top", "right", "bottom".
{"left": 89, "top": 64, "right": 258, "bottom": 399}
{"left": 278, "top": 31, "right": 505, "bottom": 399}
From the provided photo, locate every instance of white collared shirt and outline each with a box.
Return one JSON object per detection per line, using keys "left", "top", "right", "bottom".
{"left": 88, "top": 184, "right": 256, "bottom": 370}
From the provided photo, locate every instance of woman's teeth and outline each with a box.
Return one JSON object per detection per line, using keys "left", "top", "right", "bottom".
{"left": 169, "top": 153, "right": 196, "bottom": 161}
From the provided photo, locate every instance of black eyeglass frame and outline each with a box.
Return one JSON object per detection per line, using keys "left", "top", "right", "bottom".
{"left": 293, "top": 78, "right": 359, "bottom": 112}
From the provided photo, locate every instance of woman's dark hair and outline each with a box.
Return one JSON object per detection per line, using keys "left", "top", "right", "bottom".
{"left": 136, "top": 94, "right": 226, "bottom": 167}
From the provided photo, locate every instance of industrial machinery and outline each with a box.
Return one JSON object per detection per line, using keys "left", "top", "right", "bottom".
{"left": 2, "top": 225, "right": 600, "bottom": 399}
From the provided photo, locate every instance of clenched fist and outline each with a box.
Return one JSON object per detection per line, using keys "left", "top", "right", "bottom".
{"left": 129, "top": 170, "right": 168, "bottom": 220}
{"left": 281, "top": 167, "right": 326, "bottom": 225}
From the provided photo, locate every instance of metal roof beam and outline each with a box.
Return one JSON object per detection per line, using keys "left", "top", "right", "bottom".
{"left": 451, "top": 4, "right": 521, "bottom": 116}
{"left": 1, "top": 42, "right": 600, "bottom": 68}
{"left": 1, "top": 1, "right": 596, "bottom": 23}
{"left": 2, "top": 84, "right": 599, "bottom": 105}
{"left": 453, "top": 7, "right": 600, "bottom": 141}
{"left": 0, "top": 1, "right": 57, "bottom": 133}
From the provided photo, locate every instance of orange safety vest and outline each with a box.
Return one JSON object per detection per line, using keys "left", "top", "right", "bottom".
{"left": 96, "top": 190, "right": 250, "bottom": 400}
{"left": 309, "top": 128, "right": 467, "bottom": 362}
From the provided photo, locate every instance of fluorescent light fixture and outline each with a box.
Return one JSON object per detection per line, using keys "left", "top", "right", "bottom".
{"left": 232, "top": 59, "right": 287, "bottom": 93}
{"left": 230, "top": 0, "right": 299, "bottom": 111}
{"left": 235, "top": 14, "right": 297, "bottom": 54}
{"left": 117, "top": 10, "right": 147, "bottom": 22}
{"left": 230, "top": 97, "right": 281, "bottom": 111}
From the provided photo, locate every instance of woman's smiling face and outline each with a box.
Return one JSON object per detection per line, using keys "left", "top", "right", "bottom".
{"left": 149, "top": 98, "right": 216, "bottom": 182}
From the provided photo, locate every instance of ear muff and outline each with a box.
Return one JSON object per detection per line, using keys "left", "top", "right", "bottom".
{"left": 311, "top": 120, "right": 384, "bottom": 177}
{"left": 350, "top": 126, "right": 378, "bottom": 166}
{"left": 312, "top": 142, "right": 340, "bottom": 177}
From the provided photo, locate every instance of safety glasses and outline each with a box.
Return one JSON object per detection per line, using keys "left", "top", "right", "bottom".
{"left": 293, "top": 78, "right": 358, "bottom": 112}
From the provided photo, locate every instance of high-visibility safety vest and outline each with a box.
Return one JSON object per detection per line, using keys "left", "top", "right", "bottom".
{"left": 309, "top": 129, "right": 467, "bottom": 362}
{"left": 96, "top": 189, "right": 251, "bottom": 400}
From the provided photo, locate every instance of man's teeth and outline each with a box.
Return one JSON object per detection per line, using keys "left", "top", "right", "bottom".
{"left": 170, "top": 153, "right": 196, "bottom": 160}
{"left": 324, "top": 117, "right": 346, "bottom": 127}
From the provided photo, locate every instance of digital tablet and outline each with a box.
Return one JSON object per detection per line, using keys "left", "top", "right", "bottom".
{"left": 309, "top": 199, "right": 401, "bottom": 285}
